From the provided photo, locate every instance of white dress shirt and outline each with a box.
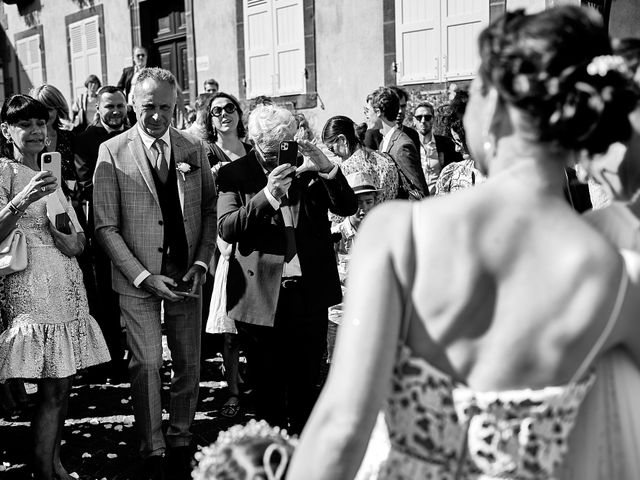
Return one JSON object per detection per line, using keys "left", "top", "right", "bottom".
{"left": 380, "top": 125, "right": 398, "bottom": 153}
{"left": 419, "top": 131, "right": 442, "bottom": 195}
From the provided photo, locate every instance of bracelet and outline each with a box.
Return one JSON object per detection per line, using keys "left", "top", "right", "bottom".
{"left": 7, "top": 200, "right": 25, "bottom": 216}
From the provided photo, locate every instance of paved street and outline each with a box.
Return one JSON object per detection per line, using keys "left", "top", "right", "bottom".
{"left": 0, "top": 354, "right": 254, "bottom": 479}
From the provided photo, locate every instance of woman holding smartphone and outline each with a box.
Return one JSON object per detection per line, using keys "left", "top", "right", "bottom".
{"left": 0, "top": 95, "right": 109, "bottom": 480}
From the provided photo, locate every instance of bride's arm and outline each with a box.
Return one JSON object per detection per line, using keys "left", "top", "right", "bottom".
{"left": 287, "top": 202, "right": 414, "bottom": 480}
{"left": 617, "top": 249, "right": 640, "bottom": 368}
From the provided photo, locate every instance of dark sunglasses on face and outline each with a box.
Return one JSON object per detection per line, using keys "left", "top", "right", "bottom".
{"left": 414, "top": 114, "right": 433, "bottom": 122}
{"left": 211, "top": 104, "right": 237, "bottom": 117}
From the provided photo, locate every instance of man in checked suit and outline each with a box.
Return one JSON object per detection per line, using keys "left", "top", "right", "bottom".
{"left": 217, "top": 105, "right": 357, "bottom": 435}
{"left": 93, "top": 67, "right": 216, "bottom": 480}
{"left": 371, "top": 86, "right": 429, "bottom": 198}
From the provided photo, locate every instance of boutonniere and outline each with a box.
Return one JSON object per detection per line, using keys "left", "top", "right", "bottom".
{"left": 176, "top": 162, "right": 199, "bottom": 181}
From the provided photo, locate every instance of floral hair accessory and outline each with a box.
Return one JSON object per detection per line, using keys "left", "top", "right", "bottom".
{"left": 586, "top": 55, "right": 629, "bottom": 77}
{"left": 192, "top": 419, "right": 298, "bottom": 480}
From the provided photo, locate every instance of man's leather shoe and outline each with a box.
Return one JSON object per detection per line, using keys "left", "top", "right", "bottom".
{"left": 143, "top": 455, "right": 165, "bottom": 480}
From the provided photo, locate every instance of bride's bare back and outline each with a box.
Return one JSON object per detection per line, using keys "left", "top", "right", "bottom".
{"left": 403, "top": 170, "right": 625, "bottom": 391}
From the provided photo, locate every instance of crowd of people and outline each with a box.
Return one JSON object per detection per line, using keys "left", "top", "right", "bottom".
{"left": 2, "top": 5, "right": 640, "bottom": 480}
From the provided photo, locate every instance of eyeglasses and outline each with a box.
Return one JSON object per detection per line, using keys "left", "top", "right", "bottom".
{"left": 414, "top": 114, "right": 433, "bottom": 122}
{"left": 211, "top": 104, "right": 237, "bottom": 117}
{"left": 135, "top": 54, "right": 146, "bottom": 58}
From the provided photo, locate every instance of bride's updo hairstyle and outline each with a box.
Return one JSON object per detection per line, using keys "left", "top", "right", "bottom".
{"left": 478, "top": 6, "right": 639, "bottom": 154}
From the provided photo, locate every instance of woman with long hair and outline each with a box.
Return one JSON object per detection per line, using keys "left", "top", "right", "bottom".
{"left": 322, "top": 115, "right": 398, "bottom": 203}
{"left": 29, "top": 85, "right": 77, "bottom": 199}
{"left": 288, "top": 7, "right": 640, "bottom": 479}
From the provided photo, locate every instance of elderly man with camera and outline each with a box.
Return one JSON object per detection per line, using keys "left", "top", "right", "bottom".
{"left": 216, "top": 104, "right": 357, "bottom": 435}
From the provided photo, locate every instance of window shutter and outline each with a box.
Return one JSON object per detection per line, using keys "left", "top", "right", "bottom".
{"left": 441, "top": 0, "right": 488, "bottom": 80}
{"left": 68, "top": 16, "right": 103, "bottom": 100}
{"left": 84, "top": 17, "right": 101, "bottom": 85}
{"left": 395, "top": 0, "right": 441, "bottom": 84}
{"left": 69, "top": 22, "right": 85, "bottom": 99}
{"left": 244, "top": 0, "right": 276, "bottom": 98}
{"left": 16, "top": 34, "right": 43, "bottom": 89}
{"left": 273, "top": 0, "right": 305, "bottom": 95}
{"left": 27, "top": 36, "right": 43, "bottom": 86}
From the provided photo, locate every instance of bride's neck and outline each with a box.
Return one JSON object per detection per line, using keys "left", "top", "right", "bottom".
{"left": 488, "top": 135, "right": 569, "bottom": 194}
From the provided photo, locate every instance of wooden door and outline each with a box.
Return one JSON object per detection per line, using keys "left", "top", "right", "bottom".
{"left": 139, "top": 0, "right": 189, "bottom": 105}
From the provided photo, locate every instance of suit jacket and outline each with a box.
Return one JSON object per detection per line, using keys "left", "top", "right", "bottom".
{"left": 368, "top": 127, "right": 462, "bottom": 167}
{"left": 383, "top": 128, "right": 429, "bottom": 197}
{"left": 93, "top": 127, "right": 217, "bottom": 298}
{"left": 117, "top": 66, "right": 135, "bottom": 98}
{"left": 217, "top": 151, "right": 357, "bottom": 326}
{"left": 74, "top": 124, "right": 128, "bottom": 201}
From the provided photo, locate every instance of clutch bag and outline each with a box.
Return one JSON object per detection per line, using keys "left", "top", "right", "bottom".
{"left": 0, "top": 228, "right": 27, "bottom": 276}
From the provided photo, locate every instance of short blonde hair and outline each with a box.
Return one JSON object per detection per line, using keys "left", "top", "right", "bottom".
{"left": 248, "top": 105, "right": 297, "bottom": 154}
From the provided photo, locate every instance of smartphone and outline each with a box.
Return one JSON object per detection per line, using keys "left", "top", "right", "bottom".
{"left": 54, "top": 212, "right": 72, "bottom": 235}
{"left": 278, "top": 141, "right": 302, "bottom": 167}
{"left": 171, "top": 279, "right": 199, "bottom": 298}
{"left": 41, "top": 152, "right": 62, "bottom": 185}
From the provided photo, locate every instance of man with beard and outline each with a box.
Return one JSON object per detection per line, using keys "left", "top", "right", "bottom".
{"left": 412, "top": 101, "right": 462, "bottom": 195}
{"left": 74, "top": 85, "right": 129, "bottom": 381}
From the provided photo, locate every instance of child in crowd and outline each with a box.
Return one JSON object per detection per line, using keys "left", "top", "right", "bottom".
{"left": 192, "top": 419, "right": 297, "bottom": 480}
{"left": 327, "top": 172, "right": 382, "bottom": 353}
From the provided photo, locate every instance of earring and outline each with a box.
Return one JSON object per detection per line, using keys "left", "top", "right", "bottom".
{"left": 44, "top": 137, "right": 51, "bottom": 147}
{"left": 482, "top": 132, "right": 496, "bottom": 160}
{"left": 575, "top": 163, "right": 590, "bottom": 184}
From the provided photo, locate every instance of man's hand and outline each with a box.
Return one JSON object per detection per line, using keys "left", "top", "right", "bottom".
{"left": 267, "top": 164, "right": 296, "bottom": 200}
{"left": 178, "top": 264, "right": 206, "bottom": 296}
{"left": 49, "top": 222, "right": 84, "bottom": 257}
{"left": 141, "top": 274, "right": 183, "bottom": 302}
{"left": 296, "top": 139, "right": 334, "bottom": 174}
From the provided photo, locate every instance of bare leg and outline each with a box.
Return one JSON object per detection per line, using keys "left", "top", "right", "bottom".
{"left": 32, "top": 377, "right": 73, "bottom": 480}
{"left": 53, "top": 377, "right": 73, "bottom": 480}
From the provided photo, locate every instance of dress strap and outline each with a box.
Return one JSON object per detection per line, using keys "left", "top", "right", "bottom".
{"left": 400, "top": 203, "right": 418, "bottom": 344}
{"left": 569, "top": 263, "right": 629, "bottom": 384}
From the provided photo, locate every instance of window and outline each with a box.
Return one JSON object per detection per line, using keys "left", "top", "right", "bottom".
{"left": 243, "top": 0, "right": 306, "bottom": 98}
{"left": 15, "top": 34, "right": 43, "bottom": 88}
{"left": 68, "top": 15, "right": 102, "bottom": 100}
{"left": 395, "top": 0, "right": 489, "bottom": 85}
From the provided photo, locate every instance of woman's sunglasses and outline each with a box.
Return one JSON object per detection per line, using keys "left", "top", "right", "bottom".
{"left": 211, "top": 104, "right": 237, "bottom": 117}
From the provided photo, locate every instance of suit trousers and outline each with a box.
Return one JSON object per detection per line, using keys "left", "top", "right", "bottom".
{"left": 119, "top": 290, "right": 202, "bottom": 457}
{"left": 236, "top": 282, "right": 328, "bottom": 435}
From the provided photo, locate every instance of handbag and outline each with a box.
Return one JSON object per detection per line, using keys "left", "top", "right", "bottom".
{"left": 0, "top": 229, "right": 27, "bottom": 276}
{"left": 380, "top": 152, "right": 425, "bottom": 201}
{"left": 0, "top": 163, "right": 28, "bottom": 276}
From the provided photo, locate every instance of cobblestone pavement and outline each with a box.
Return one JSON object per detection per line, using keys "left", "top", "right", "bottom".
{"left": 0, "top": 354, "right": 255, "bottom": 480}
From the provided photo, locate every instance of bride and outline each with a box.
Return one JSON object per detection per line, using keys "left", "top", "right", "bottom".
{"left": 287, "top": 6, "right": 640, "bottom": 480}
{"left": 560, "top": 38, "right": 640, "bottom": 480}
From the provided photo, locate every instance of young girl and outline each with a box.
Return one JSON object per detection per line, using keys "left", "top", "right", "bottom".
{"left": 192, "top": 420, "right": 297, "bottom": 480}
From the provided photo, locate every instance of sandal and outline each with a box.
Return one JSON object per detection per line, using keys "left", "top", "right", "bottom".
{"left": 221, "top": 395, "right": 240, "bottom": 418}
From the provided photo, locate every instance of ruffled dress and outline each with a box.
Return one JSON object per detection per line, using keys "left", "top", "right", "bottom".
{"left": 0, "top": 159, "right": 110, "bottom": 380}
